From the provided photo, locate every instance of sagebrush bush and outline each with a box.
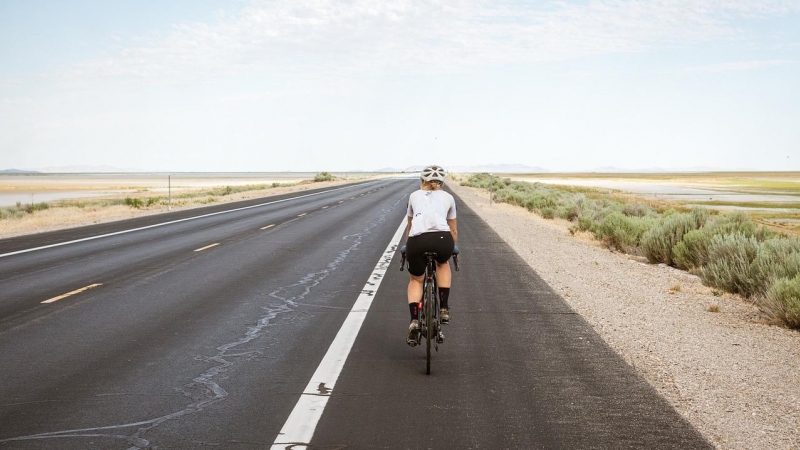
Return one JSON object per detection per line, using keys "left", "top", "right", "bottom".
{"left": 701, "top": 232, "right": 760, "bottom": 296}
{"left": 314, "top": 172, "right": 335, "bottom": 182}
{"left": 673, "top": 229, "right": 713, "bottom": 271}
{"left": 760, "top": 275, "right": 800, "bottom": 328}
{"left": 594, "top": 212, "right": 654, "bottom": 253}
{"left": 461, "top": 173, "right": 800, "bottom": 328}
{"left": 641, "top": 212, "right": 699, "bottom": 265}
{"left": 622, "top": 202, "right": 654, "bottom": 218}
{"left": 749, "top": 238, "right": 800, "bottom": 295}
{"left": 124, "top": 197, "right": 144, "bottom": 209}
{"left": 706, "top": 211, "right": 772, "bottom": 241}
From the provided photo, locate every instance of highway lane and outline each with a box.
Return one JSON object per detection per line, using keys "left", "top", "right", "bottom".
{"left": 0, "top": 180, "right": 387, "bottom": 330}
{"left": 0, "top": 178, "right": 711, "bottom": 449}
{"left": 309, "top": 198, "right": 712, "bottom": 449}
{"left": 0, "top": 178, "right": 408, "bottom": 448}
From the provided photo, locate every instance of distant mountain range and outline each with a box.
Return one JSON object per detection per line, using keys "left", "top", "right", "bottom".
{"left": 34, "top": 165, "right": 145, "bottom": 173}
{"left": 0, "top": 168, "right": 40, "bottom": 174}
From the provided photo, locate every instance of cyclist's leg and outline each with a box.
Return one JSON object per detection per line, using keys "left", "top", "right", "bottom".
{"left": 407, "top": 274, "right": 424, "bottom": 314}
{"left": 405, "top": 235, "right": 427, "bottom": 345}
{"left": 436, "top": 261, "right": 451, "bottom": 288}
{"left": 430, "top": 231, "right": 454, "bottom": 318}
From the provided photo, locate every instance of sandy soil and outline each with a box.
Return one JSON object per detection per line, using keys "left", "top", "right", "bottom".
{"left": 451, "top": 183, "right": 800, "bottom": 450}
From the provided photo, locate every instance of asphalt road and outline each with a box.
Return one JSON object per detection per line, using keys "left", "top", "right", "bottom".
{"left": 0, "top": 178, "right": 711, "bottom": 449}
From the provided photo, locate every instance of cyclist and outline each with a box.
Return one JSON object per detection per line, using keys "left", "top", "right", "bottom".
{"left": 404, "top": 165, "right": 457, "bottom": 346}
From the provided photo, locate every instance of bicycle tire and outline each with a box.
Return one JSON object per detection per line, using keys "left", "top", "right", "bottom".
{"left": 425, "top": 275, "right": 433, "bottom": 375}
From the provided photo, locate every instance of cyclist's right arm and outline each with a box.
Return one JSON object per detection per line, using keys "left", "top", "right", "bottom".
{"left": 447, "top": 218, "right": 457, "bottom": 244}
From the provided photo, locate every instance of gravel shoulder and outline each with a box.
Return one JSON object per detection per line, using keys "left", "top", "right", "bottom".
{"left": 452, "top": 183, "right": 800, "bottom": 450}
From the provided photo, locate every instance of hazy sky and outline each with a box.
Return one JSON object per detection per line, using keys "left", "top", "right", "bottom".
{"left": 1, "top": 0, "right": 799, "bottom": 172}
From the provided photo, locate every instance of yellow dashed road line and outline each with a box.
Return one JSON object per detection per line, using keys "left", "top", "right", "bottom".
{"left": 42, "top": 283, "right": 103, "bottom": 304}
{"left": 194, "top": 243, "right": 220, "bottom": 252}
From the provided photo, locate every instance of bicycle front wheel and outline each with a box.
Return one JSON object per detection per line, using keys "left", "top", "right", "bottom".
{"left": 425, "top": 277, "right": 434, "bottom": 375}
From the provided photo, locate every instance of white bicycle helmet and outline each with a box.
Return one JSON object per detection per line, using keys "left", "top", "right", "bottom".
{"left": 420, "top": 165, "right": 446, "bottom": 182}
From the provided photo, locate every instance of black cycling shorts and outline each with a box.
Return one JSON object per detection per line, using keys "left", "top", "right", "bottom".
{"left": 406, "top": 231, "right": 454, "bottom": 277}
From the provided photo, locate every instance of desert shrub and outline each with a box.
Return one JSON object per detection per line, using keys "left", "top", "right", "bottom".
{"left": 706, "top": 211, "right": 772, "bottom": 241}
{"left": 540, "top": 207, "right": 555, "bottom": 219}
{"left": 24, "top": 202, "right": 50, "bottom": 213}
{"left": 594, "top": 212, "right": 654, "bottom": 252}
{"left": 622, "top": 202, "right": 653, "bottom": 217}
{"left": 673, "top": 229, "right": 714, "bottom": 271}
{"left": 124, "top": 197, "right": 144, "bottom": 209}
{"left": 759, "top": 275, "right": 800, "bottom": 328}
{"left": 689, "top": 207, "right": 711, "bottom": 228}
{"left": 556, "top": 204, "right": 579, "bottom": 221}
{"left": 700, "top": 232, "right": 760, "bottom": 296}
{"left": 0, "top": 207, "right": 26, "bottom": 220}
{"left": 641, "top": 212, "right": 699, "bottom": 265}
{"left": 1, "top": 201, "right": 50, "bottom": 219}
{"left": 314, "top": 172, "right": 334, "bottom": 182}
{"left": 207, "top": 185, "right": 235, "bottom": 196}
{"left": 146, "top": 197, "right": 160, "bottom": 207}
{"left": 748, "top": 238, "right": 800, "bottom": 295}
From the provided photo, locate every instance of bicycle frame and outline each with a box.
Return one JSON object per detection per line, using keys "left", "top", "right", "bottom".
{"left": 400, "top": 246, "right": 459, "bottom": 375}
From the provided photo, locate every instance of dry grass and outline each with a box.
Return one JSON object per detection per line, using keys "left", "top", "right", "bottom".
{"left": 707, "top": 304, "right": 720, "bottom": 312}
{"left": 669, "top": 284, "right": 682, "bottom": 294}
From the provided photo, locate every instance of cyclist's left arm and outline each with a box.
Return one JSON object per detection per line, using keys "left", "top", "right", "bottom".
{"left": 446, "top": 193, "right": 457, "bottom": 244}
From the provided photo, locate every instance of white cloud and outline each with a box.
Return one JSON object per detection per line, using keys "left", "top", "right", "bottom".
{"left": 673, "top": 59, "right": 795, "bottom": 73}
{"left": 47, "top": 0, "right": 800, "bottom": 85}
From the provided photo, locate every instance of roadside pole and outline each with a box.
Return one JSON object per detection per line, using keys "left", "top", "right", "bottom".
{"left": 489, "top": 172, "right": 493, "bottom": 205}
{"left": 168, "top": 175, "right": 172, "bottom": 211}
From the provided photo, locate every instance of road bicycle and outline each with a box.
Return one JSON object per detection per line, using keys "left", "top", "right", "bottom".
{"left": 400, "top": 246, "right": 459, "bottom": 374}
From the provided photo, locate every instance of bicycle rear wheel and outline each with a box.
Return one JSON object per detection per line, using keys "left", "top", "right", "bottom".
{"left": 425, "top": 276, "right": 434, "bottom": 375}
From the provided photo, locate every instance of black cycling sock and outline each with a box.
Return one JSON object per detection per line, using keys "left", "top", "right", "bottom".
{"left": 409, "top": 303, "right": 419, "bottom": 321}
{"left": 439, "top": 287, "right": 450, "bottom": 309}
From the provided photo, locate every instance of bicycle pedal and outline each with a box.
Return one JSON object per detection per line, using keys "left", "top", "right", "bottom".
{"left": 436, "top": 332, "right": 444, "bottom": 344}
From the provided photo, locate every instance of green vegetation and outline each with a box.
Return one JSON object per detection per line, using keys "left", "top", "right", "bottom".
{"left": 462, "top": 173, "right": 800, "bottom": 329}
{"left": 314, "top": 172, "right": 335, "bottom": 182}
{"left": 0, "top": 201, "right": 50, "bottom": 219}
{"left": 124, "top": 197, "right": 144, "bottom": 209}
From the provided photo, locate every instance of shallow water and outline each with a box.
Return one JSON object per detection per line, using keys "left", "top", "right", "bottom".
{"left": 0, "top": 172, "right": 358, "bottom": 207}
{"left": 512, "top": 177, "right": 799, "bottom": 210}
{"left": 0, "top": 191, "right": 125, "bottom": 207}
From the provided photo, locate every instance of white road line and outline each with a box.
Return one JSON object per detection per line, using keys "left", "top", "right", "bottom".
{"left": 261, "top": 224, "right": 276, "bottom": 230}
{"left": 297, "top": 213, "right": 307, "bottom": 217}
{"left": 321, "top": 206, "right": 329, "bottom": 209}
{"left": 338, "top": 201, "right": 344, "bottom": 204}
{"left": 194, "top": 243, "right": 220, "bottom": 252}
{"left": 0, "top": 183, "right": 375, "bottom": 260}
{"left": 271, "top": 217, "right": 406, "bottom": 449}
{"left": 42, "top": 283, "right": 103, "bottom": 304}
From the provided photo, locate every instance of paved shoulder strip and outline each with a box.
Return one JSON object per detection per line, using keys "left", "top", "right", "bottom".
{"left": 270, "top": 218, "right": 407, "bottom": 449}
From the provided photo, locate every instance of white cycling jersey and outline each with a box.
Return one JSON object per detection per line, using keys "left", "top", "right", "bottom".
{"left": 406, "top": 189, "right": 457, "bottom": 237}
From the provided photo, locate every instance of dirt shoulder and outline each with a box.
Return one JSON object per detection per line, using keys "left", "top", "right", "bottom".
{"left": 451, "top": 183, "right": 800, "bottom": 450}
